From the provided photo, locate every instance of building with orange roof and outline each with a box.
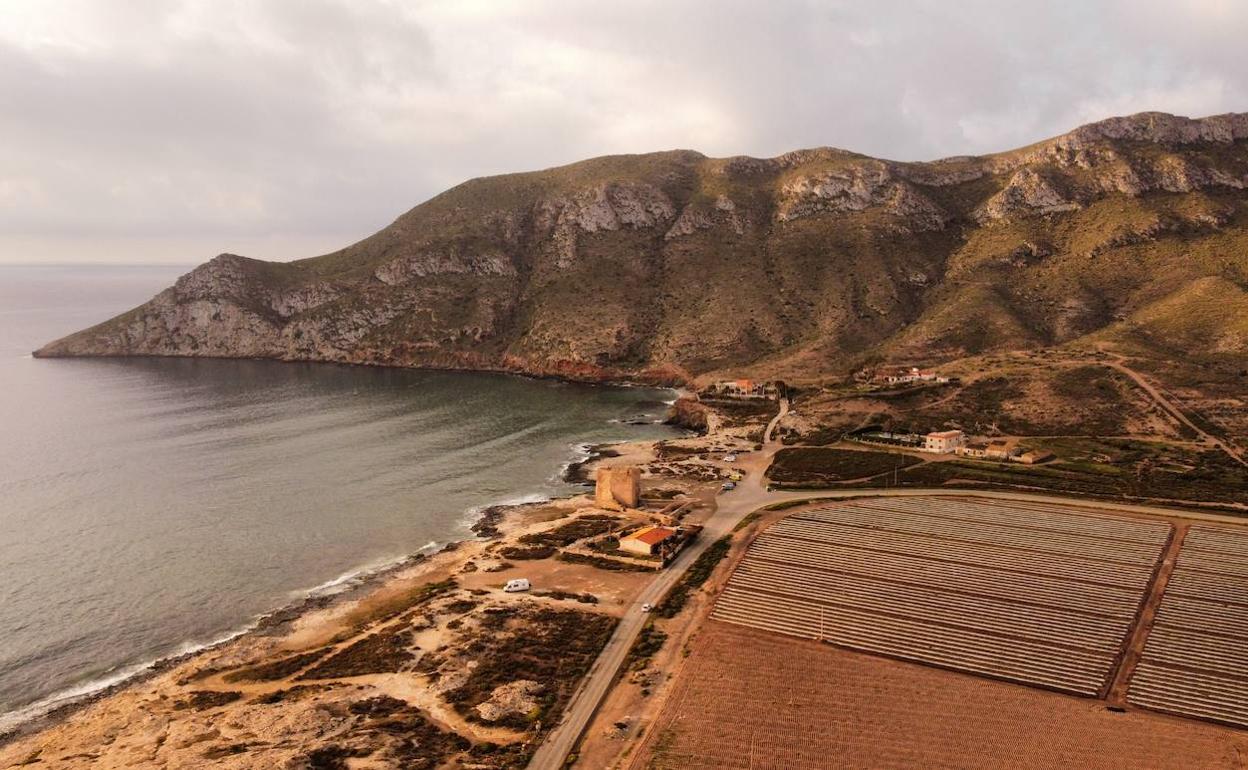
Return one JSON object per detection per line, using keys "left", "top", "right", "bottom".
{"left": 619, "top": 525, "right": 679, "bottom": 557}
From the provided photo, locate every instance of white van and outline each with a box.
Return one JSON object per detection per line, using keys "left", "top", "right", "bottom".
{"left": 503, "top": 578, "right": 531, "bottom": 593}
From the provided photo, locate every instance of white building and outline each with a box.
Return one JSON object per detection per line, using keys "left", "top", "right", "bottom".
{"left": 924, "top": 430, "right": 966, "bottom": 454}
{"left": 880, "top": 366, "right": 947, "bottom": 385}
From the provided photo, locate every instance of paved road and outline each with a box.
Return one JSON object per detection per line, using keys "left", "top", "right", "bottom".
{"left": 526, "top": 400, "right": 789, "bottom": 769}
{"left": 527, "top": 396, "right": 1242, "bottom": 769}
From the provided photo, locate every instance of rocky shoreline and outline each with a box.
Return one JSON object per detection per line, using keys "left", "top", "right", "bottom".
{"left": 0, "top": 495, "right": 573, "bottom": 759}
{"left": 0, "top": 378, "right": 759, "bottom": 770}
{"left": 0, "top": 364, "right": 692, "bottom": 748}
{"left": 0, "top": 547, "right": 436, "bottom": 748}
{"left": 0, "top": 396, "right": 743, "bottom": 768}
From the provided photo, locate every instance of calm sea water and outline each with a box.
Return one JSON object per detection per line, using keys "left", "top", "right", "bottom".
{"left": 0, "top": 265, "right": 676, "bottom": 729}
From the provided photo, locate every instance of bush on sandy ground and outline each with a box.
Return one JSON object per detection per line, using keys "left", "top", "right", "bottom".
{"left": 768, "top": 447, "right": 920, "bottom": 486}
{"left": 296, "top": 628, "right": 415, "bottom": 679}
{"left": 655, "top": 536, "right": 731, "bottom": 618}
{"left": 519, "top": 515, "right": 619, "bottom": 547}
{"left": 445, "top": 606, "right": 617, "bottom": 730}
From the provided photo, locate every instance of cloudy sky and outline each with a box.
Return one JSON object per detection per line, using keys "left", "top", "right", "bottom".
{"left": 2, "top": 0, "right": 1245, "bottom": 264}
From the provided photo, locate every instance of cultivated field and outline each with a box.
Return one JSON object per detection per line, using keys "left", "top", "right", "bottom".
{"left": 1130, "top": 523, "right": 1248, "bottom": 727}
{"left": 636, "top": 622, "right": 1248, "bottom": 770}
{"left": 711, "top": 497, "right": 1171, "bottom": 696}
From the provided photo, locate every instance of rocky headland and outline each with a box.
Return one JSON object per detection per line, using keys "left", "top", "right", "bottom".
{"left": 34, "top": 111, "right": 1248, "bottom": 391}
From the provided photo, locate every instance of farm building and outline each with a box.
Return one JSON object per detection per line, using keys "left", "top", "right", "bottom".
{"left": 957, "top": 441, "right": 990, "bottom": 459}
{"left": 704, "top": 379, "right": 780, "bottom": 400}
{"left": 875, "top": 366, "right": 951, "bottom": 385}
{"left": 923, "top": 430, "right": 966, "bottom": 454}
{"left": 851, "top": 429, "right": 924, "bottom": 449}
{"left": 619, "top": 526, "right": 678, "bottom": 556}
{"left": 985, "top": 439, "right": 1016, "bottom": 461}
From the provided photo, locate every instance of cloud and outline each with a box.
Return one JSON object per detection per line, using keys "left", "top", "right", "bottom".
{"left": 0, "top": 0, "right": 1245, "bottom": 263}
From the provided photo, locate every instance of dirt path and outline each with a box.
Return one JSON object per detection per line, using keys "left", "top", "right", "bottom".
{"left": 1055, "top": 347, "right": 1247, "bottom": 468}
{"left": 1106, "top": 523, "right": 1188, "bottom": 706}
{"left": 1099, "top": 353, "right": 1246, "bottom": 468}
{"left": 764, "top": 397, "right": 789, "bottom": 444}
{"left": 184, "top": 579, "right": 525, "bottom": 746}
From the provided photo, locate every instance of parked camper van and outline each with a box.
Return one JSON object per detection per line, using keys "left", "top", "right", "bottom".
{"left": 503, "top": 578, "right": 531, "bottom": 593}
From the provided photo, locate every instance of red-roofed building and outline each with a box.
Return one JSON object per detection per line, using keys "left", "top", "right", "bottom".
{"left": 619, "top": 526, "right": 679, "bottom": 556}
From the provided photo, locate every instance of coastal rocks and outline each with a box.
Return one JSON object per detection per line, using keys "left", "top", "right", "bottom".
{"left": 664, "top": 398, "right": 710, "bottom": 434}
{"left": 269, "top": 282, "right": 341, "bottom": 317}
{"left": 136, "top": 297, "right": 281, "bottom": 357}
{"left": 470, "top": 505, "right": 511, "bottom": 539}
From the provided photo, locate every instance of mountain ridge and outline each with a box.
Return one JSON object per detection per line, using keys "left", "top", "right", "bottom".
{"left": 36, "top": 111, "right": 1248, "bottom": 387}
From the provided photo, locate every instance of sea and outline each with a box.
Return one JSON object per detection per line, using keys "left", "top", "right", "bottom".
{"left": 0, "top": 264, "right": 677, "bottom": 732}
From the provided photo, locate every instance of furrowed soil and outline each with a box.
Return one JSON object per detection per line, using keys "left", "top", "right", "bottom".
{"left": 634, "top": 621, "right": 1248, "bottom": 770}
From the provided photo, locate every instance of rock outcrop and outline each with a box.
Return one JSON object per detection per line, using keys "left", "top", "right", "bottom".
{"left": 36, "top": 111, "right": 1248, "bottom": 382}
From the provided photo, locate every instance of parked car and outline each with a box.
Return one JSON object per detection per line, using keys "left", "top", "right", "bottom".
{"left": 641, "top": 603, "right": 653, "bottom": 613}
{"left": 503, "top": 578, "right": 531, "bottom": 593}
{"left": 721, "top": 481, "right": 736, "bottom": 491}
{"left": 723, "top": 453, "right": 737, "bottom": 462}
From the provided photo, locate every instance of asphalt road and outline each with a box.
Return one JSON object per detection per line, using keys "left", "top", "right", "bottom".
{"left": 526, "top": 401, "right": 789, "bottom": 769}
{"left": 526, "top": 397, "right": 1238, "bottom": 769}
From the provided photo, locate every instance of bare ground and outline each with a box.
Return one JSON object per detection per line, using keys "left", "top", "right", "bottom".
{"left": 633, "top": 621, "right": 1248, "bottom": 770}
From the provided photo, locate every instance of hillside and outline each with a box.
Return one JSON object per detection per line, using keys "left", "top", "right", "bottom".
{"left": 36, "top": 112, "right": 1248, "bottom": 395}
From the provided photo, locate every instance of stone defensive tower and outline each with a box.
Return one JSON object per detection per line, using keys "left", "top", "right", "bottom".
{"left": 594, "top": 466, "right": 641, "bottom": 510}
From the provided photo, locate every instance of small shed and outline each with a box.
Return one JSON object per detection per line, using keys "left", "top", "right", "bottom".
{"left": 619, "top": 526, "right": 678, "bottom": 556}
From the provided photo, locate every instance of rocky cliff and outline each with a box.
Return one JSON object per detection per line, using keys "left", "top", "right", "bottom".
{"left": 36, "top": 111, "right": 1248, "bottom": 384}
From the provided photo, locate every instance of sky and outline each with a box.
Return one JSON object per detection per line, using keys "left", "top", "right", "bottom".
{"left": 1, "top": 0, "right": 1246, "bottom": 265}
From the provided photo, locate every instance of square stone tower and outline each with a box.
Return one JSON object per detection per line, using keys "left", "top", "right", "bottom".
{"left": 594, "top": 466, "right": 641, "bottom": 510}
